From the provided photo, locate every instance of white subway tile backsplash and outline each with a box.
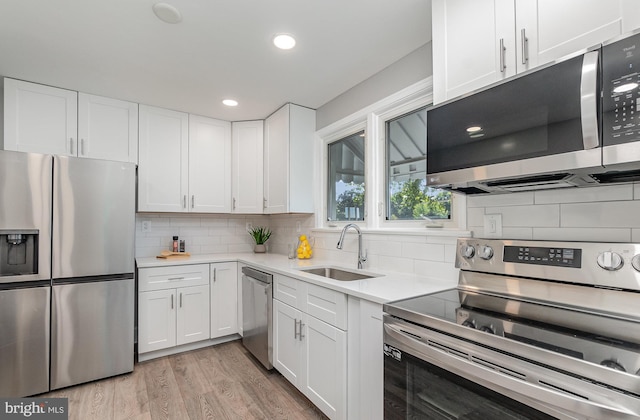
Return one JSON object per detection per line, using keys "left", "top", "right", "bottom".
{"left": 467, "top": 207, "right": 485, "bottom": 227}
{"left": 467, "top": 192, "right": 533, "bottom": 208}
{"left": 400, "top": 242, "right": 445, "bottom": 262}
{"left": 414, "top": 260, "right": 459, "bottom": 282}
{"left": 534, "top": 185, "right": 633, "bottom": 204}
{"left": 632, "top": 229, "right": 640, "bottom": 242}
{"left": 500, "top": 228, "right": 533, "bottom": 240}
{"left": 368, "top": 255, "right": 415, "bottom": 274}
{"left": 532, "top": 228, "right": 631, "bottom": 242}
{"left": 561, "top": 201, "right": 640, "bottom": 228}
{"left": 486, "top": 204, "right": 559, "bottom": 227}
{"left": 366, "top": 240, "right": 403, "bottom": 257}
{"left": 169, "top": 217, "right": 202, "bottom": 227}
{"left": 444, "top": 244, "right": 457, "bottom": 263}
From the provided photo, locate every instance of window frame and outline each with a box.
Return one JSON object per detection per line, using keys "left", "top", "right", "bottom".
{"left": 326, "top": 129, "right": 366, "bottom": 222}
{"left": 315, "top": 78, "right": 467, "bottom": 232}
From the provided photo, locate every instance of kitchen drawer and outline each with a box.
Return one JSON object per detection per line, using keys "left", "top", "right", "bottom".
{"left": 138, "top": 264, "right": 209, "bottom": 292}
{"left": 274, "top": 274, "right": 347, "bottom": 330}
{"left": 306, "top": 283, "right": 347, "bottom": 330}
{"left": 274, "top": 274, "right": 306, "bottom": 309}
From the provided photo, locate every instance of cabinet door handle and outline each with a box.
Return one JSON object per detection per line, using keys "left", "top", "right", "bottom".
{"left": 521, "top": 28, "right": 529, "bottom": 65}
{"left": 191, "top": 195, "right": 195, "bottom": 208}
{"left": 171, "top": 294, "right": 174, "bottom": 309}
{"left": 263, "top": 198, "right": 267, "bottom": 209}
{"left": 294, "top": 318, "right": 299, "bottom": 339}
{"left": 179, "top": 292, "right": 183, "bottom": 308}
{"left": 232, "top": 197, "right": 236, "bottom": 210}
{"left": 183, "top": 195, "right": 187, "bottom": 209}
{"left": 80, "top": 138, "right": 86, "bottom": 156}
{"left": 299, "top": 322, "right": 305, "bottom": 341}
{"left": 69, "top": 138, "right": 74, "bottom": 155}
{"left": 499, "top": 38, "right": 506, "bottom": 73}
{"left": 213, "top": 267, "right": 217, "bottom": 282}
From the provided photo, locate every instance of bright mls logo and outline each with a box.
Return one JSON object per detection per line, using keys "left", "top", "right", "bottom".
{"left": 0, "top": 399, "right": 67, "bottom": 420}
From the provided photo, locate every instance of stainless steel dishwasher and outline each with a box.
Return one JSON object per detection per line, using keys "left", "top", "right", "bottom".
{"left": 241, "top": 266, "right": 273, "bottom": 369}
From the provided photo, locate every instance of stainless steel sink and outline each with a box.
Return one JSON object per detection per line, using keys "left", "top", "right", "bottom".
{"left": 300, "top": 266, "right": 380, "bottom": 281}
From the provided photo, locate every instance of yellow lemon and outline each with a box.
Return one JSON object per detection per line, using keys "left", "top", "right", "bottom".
{"left": 299, "top": 235, "right": 307, "bottom": 241}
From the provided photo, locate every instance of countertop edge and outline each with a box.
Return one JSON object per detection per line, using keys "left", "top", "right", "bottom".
{"left": 136, "top": 253, "right": 458, "bottom": 304}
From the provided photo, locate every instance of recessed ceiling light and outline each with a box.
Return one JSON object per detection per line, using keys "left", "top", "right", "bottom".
{"left": 152, "top": 2, "right": 182, "bottom": 24}
{"left": 222, "top": 99, "right": 238, "bottom": 107}
{"left": 466, "top": 126, "right": 482, "bottom": 133}
{"left": 273, "top": 34, "right": 296, "bottom": 50}
{"left": 613, "top": 82, "right": 639, "bottom": 94}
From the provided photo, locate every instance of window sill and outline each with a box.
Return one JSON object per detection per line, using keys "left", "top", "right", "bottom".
{"left": 312, "top": 226, "right": 472, "bottom": 238}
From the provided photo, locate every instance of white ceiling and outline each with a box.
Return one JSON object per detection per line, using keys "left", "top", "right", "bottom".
{"left": 0, "top": 0, "right": 431, "bottom": 121}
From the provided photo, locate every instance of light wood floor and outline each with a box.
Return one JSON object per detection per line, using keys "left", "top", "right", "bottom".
{"left": 41, "top": 340, "right": 329, "bottom": 420}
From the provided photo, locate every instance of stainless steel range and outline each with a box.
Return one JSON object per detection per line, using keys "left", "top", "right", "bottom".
{"left": 383, "top": 238, "right": 640, "bottom": 419}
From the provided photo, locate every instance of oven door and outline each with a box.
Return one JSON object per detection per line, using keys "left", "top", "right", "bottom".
{"left": 383, "top": 315, "right": 640, "bottom": 420}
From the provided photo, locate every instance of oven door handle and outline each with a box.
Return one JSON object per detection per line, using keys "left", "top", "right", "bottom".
{"left": 384, "top": 322, "right": 640, "bottom": 419}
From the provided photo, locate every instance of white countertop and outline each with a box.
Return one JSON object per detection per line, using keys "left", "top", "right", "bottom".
{"left": 136, "top": 253, "right": 457, "bottom": 304}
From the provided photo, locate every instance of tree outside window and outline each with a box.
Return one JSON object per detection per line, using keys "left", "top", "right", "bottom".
{"left": 386, "top": 108, "right": 451, "bottom": 221}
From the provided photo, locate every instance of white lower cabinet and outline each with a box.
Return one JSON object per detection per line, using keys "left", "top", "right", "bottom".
{"left": 347, "top": 297, "right": 383, "bottom": 420}
{"left": 210, "top": 262, "right": 238, "bottom": 338}
{"left": 273, "top": 275, "right": 347, "bottom": 419}
{"left": 138, "top": 264, "right": 210, "bottom": 357}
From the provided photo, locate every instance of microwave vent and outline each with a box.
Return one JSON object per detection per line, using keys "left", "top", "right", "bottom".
{"left": 591, "top": 169, "right": 640, "bottom": 184}
{"left": 450, "top": 186, "right": 490, "bottom": 195}
{"left": 485, "top": 173, "right": 570, "bottom": 188}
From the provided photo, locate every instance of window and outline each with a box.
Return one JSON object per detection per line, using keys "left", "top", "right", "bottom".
{"left": 327, "top": 131, "right": 365, "bottom": 221}
{"left": 386, "top": 108, "right": 451, "bottom": 221}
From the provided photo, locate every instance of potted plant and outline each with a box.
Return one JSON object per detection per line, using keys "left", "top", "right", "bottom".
{"left": 248, "top": 226, "right": 272, "bottom": 253}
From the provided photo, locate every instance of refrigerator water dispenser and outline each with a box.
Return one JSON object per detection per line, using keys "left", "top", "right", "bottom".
{"left": 0, "top": 229, "right": 38, "bottom": 276}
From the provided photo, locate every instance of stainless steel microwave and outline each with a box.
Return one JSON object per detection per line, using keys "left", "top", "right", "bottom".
{"left": 427, "top": 30, "right": 640, "bottom": 194}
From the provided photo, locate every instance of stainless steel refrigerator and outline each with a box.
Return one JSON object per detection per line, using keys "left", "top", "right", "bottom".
{"left": 0, "top": 150, "right": 136, "bottom": 396}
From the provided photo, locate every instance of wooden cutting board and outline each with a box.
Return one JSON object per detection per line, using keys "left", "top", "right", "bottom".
{"left": 156, "top": 250, "right": 191, "bottom": 259}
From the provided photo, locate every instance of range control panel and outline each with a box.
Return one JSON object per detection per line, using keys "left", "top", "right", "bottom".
{"left": 503, "top": 245, "right": 582, "bottom": 268}
{"left": 455, "top": 238, "right": 640, "bottom": 292}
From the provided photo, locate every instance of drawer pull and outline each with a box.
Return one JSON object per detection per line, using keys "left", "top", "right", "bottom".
{"left": 168, "top": 277, "right": 184, "bottom": 281}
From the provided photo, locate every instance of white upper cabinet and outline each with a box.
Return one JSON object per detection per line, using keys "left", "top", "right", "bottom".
{"left": 515, "top": 0, "right": 625, "bottom": 74}
{"left": 188, "top": 115, "right": 231, "bottom": 213}
{"left": 78, "top": 93, "right": 138, "bottom": 163}
{"left": 432, "top": 0, "right": 515, "bottom": 104}
{"left": 231, "top": 120, "right": 264, "bottom": 213}
{"left": 263, "top": 103, "right": 315, "bottom": 214}
{"left": 3, "top": 78, "right": 78, "bottom": 155}
{"left": 138, "top": 104, "right": 189, "bottom": 212}
{"left": 3, "top": 78, "right": 138, "bottom": 163}
{"left": 433, "top": 0, "right": 633, "bottom": 104}
{"left": 138, "top": 106, "right": 232, "bottom": 213}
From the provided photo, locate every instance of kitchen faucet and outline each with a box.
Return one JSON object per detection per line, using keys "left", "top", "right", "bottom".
{"left": 336, "top": 223, "right": 367, "bottom": 269}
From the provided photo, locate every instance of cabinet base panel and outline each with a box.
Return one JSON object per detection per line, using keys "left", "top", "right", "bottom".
{"left": 138, "top": 334, "right": 240, "bottom": 362}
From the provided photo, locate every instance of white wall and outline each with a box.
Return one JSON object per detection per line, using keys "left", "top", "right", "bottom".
{"left": 467, "top": 184, "right": 640, "bottom": 242}
{"left": 316, "top": 43, "right": 433, "bottom": 130}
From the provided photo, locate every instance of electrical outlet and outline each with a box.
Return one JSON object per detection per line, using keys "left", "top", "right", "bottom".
{"left": 483, "top": 214, "right": 502, "bottom": 238}
{"left": 141, "top": 220, "right": 151, "bottom": 233}
{"left": 246, "top": 222, "right": 253, "bottom": 231}
{"left": 296, "top": 221, "right": 301, "bottom": 233}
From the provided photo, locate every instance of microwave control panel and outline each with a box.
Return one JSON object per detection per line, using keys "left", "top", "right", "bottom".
{"left": 603, "top": 32, "right": 640, "bottom": 145}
